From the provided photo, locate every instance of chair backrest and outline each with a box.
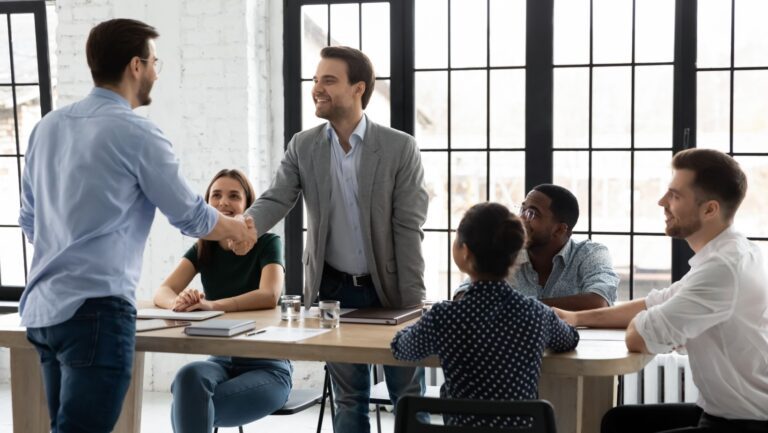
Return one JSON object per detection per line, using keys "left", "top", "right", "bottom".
{"left": 395, "top": 396, "right": 557, "bottom": 433}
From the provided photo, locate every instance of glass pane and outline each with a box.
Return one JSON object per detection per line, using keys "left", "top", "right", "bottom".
{"left": 330, "top": 3, "right": 360, "bottom": 49}
{"left": 696, "top": 71, "right": 730, "bottom": 152}
{"left": 591, "top": 235, "right": 630, "bottom": 301}
{"left": 633, "top": 236, "right": 671, "bottom": 300}
{"left": 415, "top": 0, "right": 448, "bottom": 69}
{"left": 592, "top": 151, "right": 631, "bottom": 232}
{"left": 635, "top": 66, "right": 673, "bottom": 148}
{"left": 734, "top": 70, "right": 768, "bottom": 153}
{"left": 490, "top": 151, "right": 525, "bottom": 206}
{"left": 16, "top": 85, "right": 40, "bottom": 155}
{"left": 422, "top": 151, "right": 448, "bottom": 230}
{"left": 697, "top": 0, "right": 732, "bottom": 68}
{"left": 734, "top": 157, "right": 768, "bottom": 238}
{"left": 634, "top": 151, "right": 671, "bottom": 234}
{"left": 0, "top": 15, "right": 11, "bottom": 83}
{"left": 553, "top": 0, "right": 590, "bottom": 65}
{"left": 553, "top": 150, "right": 590, "bottom": 232}
{"left": 11, "top": 14, "right": 38, "bottom": 83}
{"left": 301, "top": 5, "right": 328, "bottom": 79}
{"left": 593, "top": 67, "right": 631, "bottom": 148}
{"left": 449, "top": 231, "right": 466, "bottom": 297}
{"left": 366, "top": 79, "right": 390, "bottom": 127}
{"left": 450, "top": 0, "right": 487, "bottom": 68}
{"left": 301, "top": 80, "right": 324, "bottom": 131}
{"left": 635, "top": 0, "right": 674, "bottom": 63}
{"left": 0, "top": 227, "right": 25, "bottom": 286}
{"left": 553, "top": 67, "right": 589, "bottom": 148}
{"left": 0, "top": 87, "right": 17, "bottom": 155}
{"left": 489, "top": 69, "right": 524, "bottom": 149}
{"left": 423, "top": 231, "right": 450, "bottom": 301}
{"left": 415, "top": 71, "right": 448, "bottom": 149}
{"left": 450, "top": 71, "right": 487, "bottom": 149}
{"left": 451, "top": 152, "right": 487, "bottom": 229}
{"left": 489, "top": 0, "right": 525, "bottom": 67}
{"left": 734, "top": 0, "right": 768, "bottom": 67}
{"left": 0, "top": 157, "right": 20, "bottom": 225}
{"left": 593, "top": 0, "right": 632, "bottom": 64}
{"left": 361, "top": 3, "right": 390, "bottom": 77}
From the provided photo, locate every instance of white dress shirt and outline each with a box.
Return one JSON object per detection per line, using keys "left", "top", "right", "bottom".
{"left": 324, "top": 115, "right": 369, "bottom": 275}
{"left": 635, "top": 227, "right": 768, "bottom": 420}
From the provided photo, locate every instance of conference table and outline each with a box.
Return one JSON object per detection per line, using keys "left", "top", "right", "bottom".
{"left": 0, "top": 306, "right": 652, "bottom": 433}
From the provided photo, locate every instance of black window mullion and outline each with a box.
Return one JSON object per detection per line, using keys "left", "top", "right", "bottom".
{"left": 629, "top": 0, "right": 636, "bottom": 300}
{"left": 446, "top": 0, "right": 453, "bottom": 300}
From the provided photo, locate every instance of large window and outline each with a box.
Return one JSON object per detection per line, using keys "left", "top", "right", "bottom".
{"left": 0, "top": 1, "right": 52, "bottom": 301}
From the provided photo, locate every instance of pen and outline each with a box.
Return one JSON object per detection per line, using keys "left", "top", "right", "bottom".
{"left": 245, "top": 329, "right": 267, "bottom": 337}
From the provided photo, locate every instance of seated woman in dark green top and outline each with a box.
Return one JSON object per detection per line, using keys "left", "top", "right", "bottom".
{"left": 153, "top": 169, "right": 291, "bottom": 433}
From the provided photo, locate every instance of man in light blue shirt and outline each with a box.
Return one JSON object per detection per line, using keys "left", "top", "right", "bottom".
{"left": 455, "top": 184, "right": 619, "bottom": 310}
{"left": 18, "top": 19, "right": 254, "bottom": 433}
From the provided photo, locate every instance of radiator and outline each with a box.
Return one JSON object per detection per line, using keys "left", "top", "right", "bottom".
{"left": 622, "top": 353, "right": 699, "bottom": 404}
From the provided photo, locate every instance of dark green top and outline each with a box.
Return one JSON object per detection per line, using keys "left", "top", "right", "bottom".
{"left": 183, "top": 233, "right": 284, "bottom": 301}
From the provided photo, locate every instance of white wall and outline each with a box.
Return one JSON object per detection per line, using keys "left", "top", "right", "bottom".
{"left": 0, "top": 0, "right": 326, "bottom": 392}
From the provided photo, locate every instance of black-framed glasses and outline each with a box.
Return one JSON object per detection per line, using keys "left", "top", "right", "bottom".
{"left": 139, "top": 57, "right": 163, "bottom": 74}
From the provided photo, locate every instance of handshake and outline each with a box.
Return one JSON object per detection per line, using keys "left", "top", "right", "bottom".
{"left": 213, "top": 213, "right": 258, "bottom": 256}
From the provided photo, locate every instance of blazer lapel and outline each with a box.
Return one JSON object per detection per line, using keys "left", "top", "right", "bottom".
{"left": 311, "top": 129, "right": 333, "bottom": 210}
{"left": 358, "top": 121, "right": 381, "bottom": 219}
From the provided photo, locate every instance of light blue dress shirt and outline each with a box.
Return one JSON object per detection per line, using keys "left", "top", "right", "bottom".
{"left": 324, "top": 115, "right": 368, "bottom": 275}
{"left": 18, "top": 87, "right": 219, "bottom": 328}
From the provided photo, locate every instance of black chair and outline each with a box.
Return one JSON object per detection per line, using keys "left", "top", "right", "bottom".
{"left": 394, "top": 396, "right": 557, "bottom": 433}
{"left": 214, "top": 367, "right": 335, "bottom": 433}
{"left": 370, "top": 365, "right": 441, "bottom": 433}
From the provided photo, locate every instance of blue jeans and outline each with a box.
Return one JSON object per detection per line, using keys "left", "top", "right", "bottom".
{"left": 320, "top": 268, "right": 426, "bottom": 433}
{"left": 171, "top": 356, "right": 292, "bottom": 433}
{"left": 26, "top": 296, "right": 136, "bottom": 433}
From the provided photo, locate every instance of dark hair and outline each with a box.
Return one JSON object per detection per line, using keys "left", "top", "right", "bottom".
{"left": 532, "top": 184, "right": 580, "bottom": 232}
{"left": 197, "top": 169, "right": 256, "bottom": 268}
{"left": 320, "top": 46, "right": 376, "bottom": 109}
{"left": 457, "top": 202, "right": 526, "bottom": 279}
{"left": 672, "top": 148, "right": 747, "bottom": 221}
{"left": 86, "top": 19, "right": 159, "bottom": 86}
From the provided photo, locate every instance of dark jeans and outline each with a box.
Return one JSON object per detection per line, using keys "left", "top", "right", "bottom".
{"left": 26, "top": 296, "right": 136, "bottom": 433}
{"left": 602, "top": 404, "right": 768, "bottom": 433}
{"left": 319, "top": 264, "right": 426, "bottom": 433}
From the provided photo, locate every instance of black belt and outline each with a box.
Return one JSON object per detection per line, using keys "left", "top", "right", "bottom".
{"left": 701, "top": 413, "right": 768, "bottom": 432}
{"left": 323, "top": 263, "right": 373, "bottom": 287}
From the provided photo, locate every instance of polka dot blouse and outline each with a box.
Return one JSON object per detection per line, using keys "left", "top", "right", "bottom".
{"left": 391, "top": 280, "right": 579, "bottom": 428}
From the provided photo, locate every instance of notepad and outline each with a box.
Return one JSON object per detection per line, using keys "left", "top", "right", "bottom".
{"left": 339, "top": 307, "right": 422, "bottom": 325}
{"left": 183, "top": 319, "right": 256, "bottom": 337}
{"left": 239, "top": 326, "right": 331, "bottom": 342}
{"left": 137, "top": 308, "right": 224, "bottom": 321}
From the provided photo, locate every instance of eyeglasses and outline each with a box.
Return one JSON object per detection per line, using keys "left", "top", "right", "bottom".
{"left": 513, "top": 203, "right": 539, "bottom": 221}
{"left": 139, "top": 57, "right": 163, "bottom": 74}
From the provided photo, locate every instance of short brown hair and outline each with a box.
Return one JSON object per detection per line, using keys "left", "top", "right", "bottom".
{"left": 86, "top": 19, "right": 159, "bottom": 86}
{"left": 672, "top": 148, "right": 747, "bottom": 221}
{"left": 320, "top": 46, "right": 375, "bottom": 109}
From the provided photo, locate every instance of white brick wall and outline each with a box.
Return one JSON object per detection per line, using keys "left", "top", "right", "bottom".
{"left": 0, "top": 0, "right": 327, "bottom": 392}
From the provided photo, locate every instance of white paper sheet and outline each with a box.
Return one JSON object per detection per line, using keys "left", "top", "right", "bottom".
{"left": 239, "top": 326, "right": 331, "bottom": 342}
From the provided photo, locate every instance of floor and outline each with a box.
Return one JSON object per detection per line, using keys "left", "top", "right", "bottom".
{"left": 0, "top": 383, "right": 396, "bottom": 433}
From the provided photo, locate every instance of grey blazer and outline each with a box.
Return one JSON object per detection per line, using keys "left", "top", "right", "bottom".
{"left": 246, "top": 120, "right": 428, "bottom": 308}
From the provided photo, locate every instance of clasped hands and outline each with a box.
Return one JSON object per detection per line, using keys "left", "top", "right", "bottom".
{"left": 227, "top": 214, "right": 258, "bottom": 256}
{"left": 172, "top": 288, "right": 212, "bottom": 312}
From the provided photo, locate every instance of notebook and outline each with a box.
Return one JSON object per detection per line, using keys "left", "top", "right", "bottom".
{"left": 137, "top": 308, "right": 224, "bottom": 321}
{"left": 136, "top": 319, "right": 191, "bottom": 332}
{"left": 339, "top": 307, "right": 422, "bottom": 325}
{"left": 183, "top": 319, "right": 256, "bottom": 337}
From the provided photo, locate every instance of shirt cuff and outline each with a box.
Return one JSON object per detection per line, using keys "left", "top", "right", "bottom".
{"left": 634, "top": 308, "right": 676, "bottom": 354}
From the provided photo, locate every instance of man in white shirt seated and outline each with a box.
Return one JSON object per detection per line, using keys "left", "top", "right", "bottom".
{"left": 556, "top": 148, "right": 768, "bottom": 433}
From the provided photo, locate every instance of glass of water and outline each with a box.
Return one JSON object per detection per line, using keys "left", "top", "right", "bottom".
{"left": 280, "top": 295, "right": 301, "bottom": 321}
{"left": 319, "top": 300, "right": 340, "bottom": 329}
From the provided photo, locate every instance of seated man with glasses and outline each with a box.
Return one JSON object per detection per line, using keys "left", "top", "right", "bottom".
{"left": 455, "top": 184, "right": 619, "bottom": 310}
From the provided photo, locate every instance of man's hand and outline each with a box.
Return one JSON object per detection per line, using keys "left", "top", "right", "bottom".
{"left": 553, "top": 307, "right": 579, "bottom": 327}
{"left": 228, "top": 215, "right": 258, "bottom": 256}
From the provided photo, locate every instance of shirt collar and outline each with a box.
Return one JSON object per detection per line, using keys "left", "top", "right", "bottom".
{"left": 326, "top": 114, "right": 367, "bottom": 149}
{"left": 554, "top": 238, "right": 575, "bottom": 263}
{"left": 90, "top": 87, "right": 132, "bottom": 108}
{"left": 689, "top": 226, "right": 738, "bottom": 267}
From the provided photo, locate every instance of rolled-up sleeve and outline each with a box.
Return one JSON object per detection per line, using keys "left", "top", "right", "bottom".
{"left": 579, "top": 243, "right": 619, "bottom": 304}
{"left": 136, "top": 126, "right": 218, "bottom": 238}
{"left": 634, "top": 256, "right": 737, "bottom": 354}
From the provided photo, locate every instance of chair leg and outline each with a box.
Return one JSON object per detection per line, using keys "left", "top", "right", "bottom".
{"left": 373, "top": 364, "right": 383, "bottom": 433}
{"left": 239, "top": 426, "right": 244, "bottom": 433}
{"left": 213, "top": 429, "right": 218, "bottom": 433}
{"left": 375, "top": 403, "right": 382, "bottom": 433}
{"left": 317, "top": 367, "right": 336, "bottom": 433}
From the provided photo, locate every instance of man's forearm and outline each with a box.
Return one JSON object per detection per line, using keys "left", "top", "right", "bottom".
{"left": 540, "top": 292, "right": 609, "bottom": 311}
{"left": 573, "top": 298, "right": 647, "bottom": 328}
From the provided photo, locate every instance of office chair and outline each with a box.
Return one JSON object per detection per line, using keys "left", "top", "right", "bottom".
{"left": 214, "top": 367, "right": 335, "bottom": 433}
{"left": 370, "top": 365, "right": 441, "bottom": 433}
{"left": 394, "top": 396, "right": 557, "bottom": 433}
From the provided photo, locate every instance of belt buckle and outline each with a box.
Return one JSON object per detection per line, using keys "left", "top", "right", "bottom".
{"left": 352, "top": 274, "right": 363, "bottom": 287}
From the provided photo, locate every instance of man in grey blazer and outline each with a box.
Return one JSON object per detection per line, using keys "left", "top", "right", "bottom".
{"left": 245, "top": 46, "right": 428, "bottom": 433}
